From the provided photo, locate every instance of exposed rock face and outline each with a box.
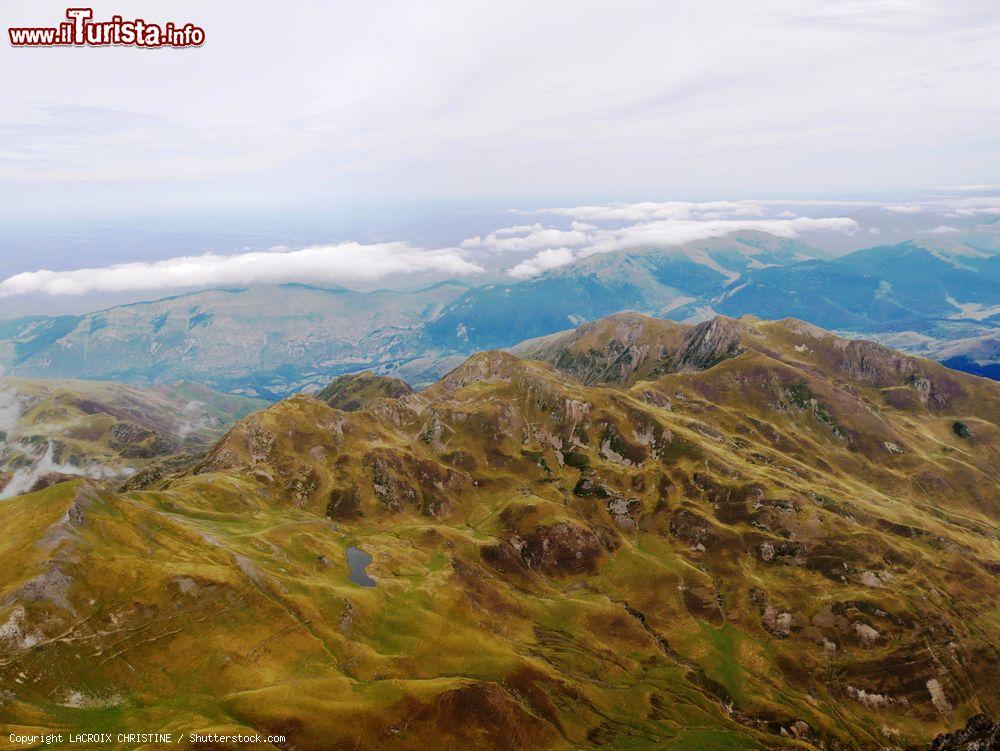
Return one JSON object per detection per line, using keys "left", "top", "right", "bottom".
{"left": 606, "top": 497, "right": 641, "bottom": 530}
{"left": 854, "top": 621, "right": 881, "bottom": 648}
{"left": 513, "top": 521, "right": 610, "bottom": 576}
{"left": 510, "top": 312, "right": 748, "bottom": 385}
{"left": 762, "top": 606, "right": 793, "bottom": 637}
{"left": 245, "top": 417, "right": 276, "bottom": 464}
{"left": 678, "top": 316, "right": 748, "bottom": 371}
{"left": 669, "top": 508, "right": 716, "bottom": 547}
{"left": 847, "top": 685, "right": 898, "bottom": 710}
{"left": 109, "top": 421, "right": 173, "bottom": 458}
{"left": 368, "top": 453, "right": 418, "bottom": 512}
{"left": 926, "top": 678, "right": 954, "bottom": 715}
{"left": 338, "top": 599, "right": 354, "bottom": 634}
{"left": 928, "top": 714, "right": 998, "bottom": 751}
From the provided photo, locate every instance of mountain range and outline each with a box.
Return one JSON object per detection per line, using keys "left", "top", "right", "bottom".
{"left": 1, "top": 313, "right": 996, "bottom": 749}
{"left": 0, "top": 282, "right": 471, "bottom": 398}
{"left": 0, "top": 234, "right": 998, "bottom": 397}
{"left": 715, "top": 241, "right": 1000, "bottom": 330}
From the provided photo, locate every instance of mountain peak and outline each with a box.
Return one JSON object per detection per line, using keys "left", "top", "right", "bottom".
{"left": 316, "top": 371, "right": 414, "bottom": 411}
{"left": 679, "top": 315, "right": 750, "bottom": 370}
{"left": 430, "top": 349, "right": 565, "bottom": 398}
{"left": 511, "top": 313, "right": 754, "bottom": 385}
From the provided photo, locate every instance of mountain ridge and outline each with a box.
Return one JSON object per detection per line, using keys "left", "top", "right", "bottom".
{"left": 1, "top": 313, "right": 996, "bottom": 749}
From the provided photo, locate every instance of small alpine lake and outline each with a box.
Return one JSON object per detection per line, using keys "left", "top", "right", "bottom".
{"left": 346, "top": 546, "right": 377, "bottom": 587}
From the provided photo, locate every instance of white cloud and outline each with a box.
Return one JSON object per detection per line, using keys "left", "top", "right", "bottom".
{"left": 461, "top": 225, "right": 591, "bottom": 253}
{"left": 0, "top": 242, "right": 484, "bottom": 297}
{"left": 951, "top": 208, "right": 1000, "bottom": 217}
{"left": 0, "top": 442, "right": 130, "bottom": 500}
{"left": 943, "top": 202, "right": 1000, "bottom": 217}
{"left": 904, "top": 195, "right": 1000, "bottom": 217}
{"left": 747, "top": 198, "right": 883, "bottom": 208}
{"left": 0, "top": 377, "right": 23, "bottom": 437}
{"left": 491, "top": 224, "right": 543, "bottom": 237}
{"left": 3, "top": 187, "right": 998, "bottom": 298}
{"left": 508, "top": 248, "right": 577, "bottom": 280}
{"left": 501, "top": 214, "right": 859, "bottom": 278}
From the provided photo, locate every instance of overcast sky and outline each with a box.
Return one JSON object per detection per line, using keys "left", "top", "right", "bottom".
{"left": 0, "top": 0, "right": 998, "bottom": 316}
{"left": 1, "top": 0, "right": 998, "bottom": 219}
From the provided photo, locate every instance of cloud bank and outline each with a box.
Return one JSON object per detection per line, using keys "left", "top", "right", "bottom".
{"left": 0, "top": 242, "right": 484, "bottom": 297}
{"left": 504, "top": 215, "right": 859, "bottom": 279}
{"left": 0, "top": 212, "right": 858, "bottom": 295}
{"left": 4, "top": 189, "right": 999, "bottom": 297}
{"left": 0, "top": 442, "right": 130, "bottom": 500}
{"left": 461, "top": 224, "right": 592, "bottom": 253}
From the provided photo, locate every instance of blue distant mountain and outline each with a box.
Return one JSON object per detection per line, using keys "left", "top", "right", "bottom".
{"left": 714, "top": 241, "right": 1000, "bottom": 330}
{"left": 0, "top": 235, "right": 997, "bottom": 396}
{"left": 426, "top": 233, "right": 818, "bottom": 350}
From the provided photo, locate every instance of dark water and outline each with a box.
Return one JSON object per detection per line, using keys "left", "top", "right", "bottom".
{"left": 346, "top": 546, "right": 376, "bottom": 587}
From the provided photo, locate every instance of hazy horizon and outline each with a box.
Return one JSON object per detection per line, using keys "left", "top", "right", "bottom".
{"left": 1, "top": 0, "right": 998, "bottom": 315}
{"left": 0, "top": 189, "right": 998, "bottom": 317}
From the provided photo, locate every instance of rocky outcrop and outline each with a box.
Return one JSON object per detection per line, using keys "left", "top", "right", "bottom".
{"left": 669, "top": 509, "right": 716, "bottom": 548}
{"left": 928, "top": 714, "right": 998, "bottom": 751}
{"left": 511, "top": 521, "right": 611, "bottom": 576}
{"left": 677, "top": 316, "right": 747, "bottom": 371}
{"left": 511, "top": 313, "right": 748, "bottom": 385}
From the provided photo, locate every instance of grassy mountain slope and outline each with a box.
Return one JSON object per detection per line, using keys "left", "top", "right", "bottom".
{"left": 511, "top": 312, "right": 746, "bottom": 385}
{"left": 0, "top": 377, "right": 264, "bottom": 498}
{"left": 1, "top": 315, "right": 997, "bottom": 750}
{"left": 316, "top": 371, "right": 414, "bottom": 411}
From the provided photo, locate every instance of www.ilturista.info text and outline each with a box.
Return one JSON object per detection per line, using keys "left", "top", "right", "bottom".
{"left": 8, "top": 8, "right": 205, "bottom": 48}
